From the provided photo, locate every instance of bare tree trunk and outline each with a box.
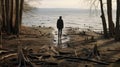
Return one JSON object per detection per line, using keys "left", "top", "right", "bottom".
{"left": 19, "top": 0, "right": 24, "bottom": 27}
{"left": 17, "top": 0, "right": 24, "bottom": 33}
{"left": 13, "top": 0, "right": 16, "bottom": 32}
{"left": 115, "top": 0, "right": 120, "bottom": 41}
{"left": 9, "top": 0, "right": 14, "bottom": 33}
{"left": 0, "top": 0, "right": 2, "bottom": 19}
{"left": 107, "top": 0, "right": 115, "bottom": 37}
{"left": 0, "top": 0, "right": 2, "bottom": 29}
{"left": 6, "top": 0, "right": 11, "bottom": 34}
{"left": 1, "top": 0, "right": 7, "bottom": 32}
{"left": 0, "top": 0, "right": 2, "bottom": 48}
{"left": 14, "top": 0, "right": 20, "bottom": 37}
{"left": 99, "top": 0, "right": 108, "bottom": 38}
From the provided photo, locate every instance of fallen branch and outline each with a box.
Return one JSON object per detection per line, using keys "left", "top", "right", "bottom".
{"left": 29, "top": 53, "right": 109, "bottom": 65}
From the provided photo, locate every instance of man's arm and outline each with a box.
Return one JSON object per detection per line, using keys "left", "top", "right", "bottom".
{"left": 62, "top": 20, "right": 64, "bottom": 28}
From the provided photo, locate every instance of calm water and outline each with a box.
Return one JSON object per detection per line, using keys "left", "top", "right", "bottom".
{"left": 22, "top": 8, "right": 107, "bottom": 31}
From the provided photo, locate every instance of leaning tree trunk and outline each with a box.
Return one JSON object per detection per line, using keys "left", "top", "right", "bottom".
{"left": 115, "top": 0, "right": 120, "bottom": 41}
{"left": 99, "top": 0, "right": 108, "bottom": 38}
{"left": 107, "top": 0, "right": 115, "bottom": 37}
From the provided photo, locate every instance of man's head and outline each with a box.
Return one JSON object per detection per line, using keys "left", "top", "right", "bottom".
{"left": 59, "top": 16, "right": 62, "bottom": 19}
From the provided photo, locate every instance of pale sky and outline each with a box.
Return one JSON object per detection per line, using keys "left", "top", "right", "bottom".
{"left": 27, "top": 0, "right": 116, "bottom": 9}
{"left": 39, "top": 0, "right": 81, "bottom": 8}
{"left": 27, "top": 0, "right": 89, "bottom": 8}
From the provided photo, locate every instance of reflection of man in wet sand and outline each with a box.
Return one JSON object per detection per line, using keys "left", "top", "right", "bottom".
{"left": 57, "top": 16, "right": 64, "bottom": 45}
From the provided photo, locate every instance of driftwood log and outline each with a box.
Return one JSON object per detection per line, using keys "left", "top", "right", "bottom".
{"left": 29, "top": 53, "right": 109, "bottom": 65}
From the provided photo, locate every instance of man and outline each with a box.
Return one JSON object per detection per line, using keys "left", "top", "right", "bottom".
{"left": 57, "top": 16, "right": 64, "bottom": 45}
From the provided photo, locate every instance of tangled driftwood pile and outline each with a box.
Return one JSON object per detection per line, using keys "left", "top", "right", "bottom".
{"left": 1, "top": 45, "right": 114, "bottom": 67}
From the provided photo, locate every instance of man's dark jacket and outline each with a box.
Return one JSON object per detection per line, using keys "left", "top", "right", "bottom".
{"left": 57, "top": 19, "right": 64, "bottom": 29}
